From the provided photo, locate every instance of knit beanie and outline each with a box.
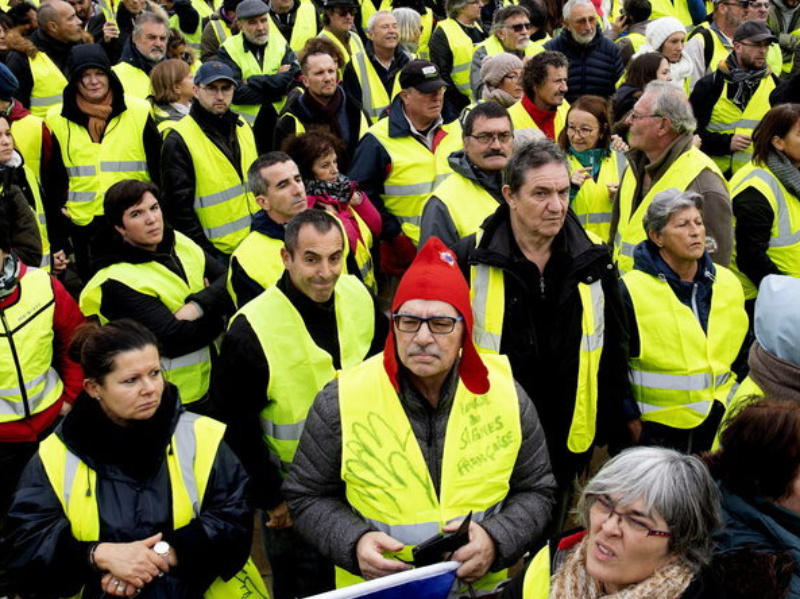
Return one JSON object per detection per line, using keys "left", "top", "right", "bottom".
{"left": 384, "top": 237, "right": 490, "bottom": 394}
{"left": 480, "top": 53, "right": 524, "bottom": 90}
{"left": 645, "top": 17, "right": 685, "bottom": 52}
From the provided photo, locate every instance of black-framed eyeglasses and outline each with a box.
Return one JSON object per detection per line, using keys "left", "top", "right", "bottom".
{"left": 504, "top": 22, "right": 531, "bottom": 32}
{"left": 628, "top": 111, "right": 663, "bottom": 122}
{"left": 591, "top": 494, "right": 674, "bottom": 538}
{"left": 333, "top": 7, "right": 355, "bottom": 15}
{"left": 466, "top": 132, "right": 514, "bottom": 145}
{"left": 393, "top": 314, "right": 464, "bottom": 334}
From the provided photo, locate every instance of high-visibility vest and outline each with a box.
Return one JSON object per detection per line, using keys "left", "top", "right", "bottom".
{"left": 11, "top": 113, "right": 43, "bottom": 183}
{"left": 272, "top": 0, "right": 318, "bottom": 52}
{"left": 729, "top": 162, "right": 800, "bottom": 299}
{"left": 222, "top": 33, "right": 289, "bottom": 124}
{"left": 0, "top": 267, "right": 63, "bottom": 423}
{"left": 233, "top": 275, "right": 373, "bottom": 474}
{"left": 9, "top": 164, "right": 52, "bottom": 271}
{"left": 711, "top": 375, "right": 761, "bottom": 449}
{"left": 707, "top": 75, "right": 774, "bottom": 174}
{"left": 650, "top": 0, "right": 692, "bottom": 26}
{"left": 507, "top": 99, "right": 570, "bottom": 141}
{"left": 418, "top": 8, "right": 434, "bottom": 59}
{"left": 613, "top": 147, "right": 725, "bottom": 274}
{"left": 111, "top": 62, "right": 153, "bottom": 100}
{"left": 781, "top": 24, "right": 800, "bottom": 74}
{"left": 38, "top": 411, "right": 271, "bottom": 599}
{"left": 318, "top": 29, "right": 366, "bottom": 66}
{"left": 767, "top": 42, "right": 782, "bottom": 75}
{"left": 477, "top": 33, "right": 543, "bottom": 59}
{"left": 209, "top": 16, "right": 232, "bottom": 45}
{"left": 469, "top": 254, "right": 604, "bottom": 454}
{"left": 623, "top": 265, "right": 747, "bottom": 429}
{"left": 436, "top": 18, "right": 482, "bottom": 99}
{"left": 226, "top": 230, "right": 285, "bottom": 308}
{"left": 567, "top": 150, "right": 627, "bottom": 243}
{"left": 615, "top": 30, "right": 646, "bottom": 54}
{"left": 79, "top": 232, "right": 212, "bottom": 404}
{"left": 688, "top": 23, "right": 730, "bottom": 75}
{"left": 170, "top": 0, "right": 208, "bottom": 51}
{"left": 432, "top": 170, "right": 500, "bottom": 240}
{"left": 46, "top": 96, "right": 152, "bottom": 227}
{"left": 350, "top": 50, "right": 403, "bottom": 123}
{"left": 337, "top": 352, "right": 520, "bottom": 593}
{"left": 358, "top": 0, "right": 391, "bottom": 30}
{"left": 521, "top": 544, "right": 551, "bottom": 599}
{"left": 170, "top": 114, "right": 258, "bottom": 254}
{"left": 28, "top": 52, "right": 67, "bottom": 118}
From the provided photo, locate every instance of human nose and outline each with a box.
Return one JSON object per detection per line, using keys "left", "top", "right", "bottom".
{"left": 413, "top": 320, "right": 435, "bottom": 342}
{"left": 600, "top": 510, "right": 624, "bottom": 535}
{"left": 141, "top": 376, "right": 157, "bottom": 394}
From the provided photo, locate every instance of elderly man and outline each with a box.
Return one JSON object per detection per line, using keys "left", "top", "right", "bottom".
{"left": 217, "top": 0, "right": 299, "bottom": 126}
{"left": 213, "top": 209, "right": 385, "bottom": 599}
{"left": 342, "top": 10, "right": 411, "bottom": 124}
{"left": 544, "top": 0, "right": 623, "bottom": 103}
{"left": 284, "top": 235, "right": 556, "bottom": 593}
{"left": 611, "top": 81, "right": 731, "bottom": 274}
{"left": 455, "top": 140, "right": 628, "bottom": 524}
{"left": 430, "top": 0, "right": 487, "bottom": 121}
{"left": 470, "top": 6, "right": 544, "bottom": 98}
{"left": 507, "top": 50, "right": 569, "bottom": 140}
{"left": 685, "top": 0, "right": 745, "bottom": 89}
{"left": 112, "top": 11, "right": 170, "bottom": 99}
{"left": 420, "top": 102, "right": 513, "bottom": 248}
{"left": 690, "top": 20, "right": 779, "bottom": 177}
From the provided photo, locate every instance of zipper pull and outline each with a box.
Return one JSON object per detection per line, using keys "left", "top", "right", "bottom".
{"left": 539, "top": 276, "right": 545, "bottom": 298}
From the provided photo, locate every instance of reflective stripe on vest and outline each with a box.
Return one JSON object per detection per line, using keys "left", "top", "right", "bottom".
{"left": 233, "top": 275, "right": 374, "bottom": 474}
{"left": 623, "top": 266, "right": 747, "bottom": 429}
{"left": 223, "top": 32, "right": 288, "bottom": 120}
{"left": 28, "top": 52, "right": 67, "bottom": 118}
{"left": 507, "top": 98, "right": 570, "bottom": 141}
{"left": 227, "top": 230, "right": 286, "bottom": 307}
{"left": 79, "top": 232, "right": 213, "bottom": 404}
{"left": 351, "top": 50, "right": 403, "bottom": 123}
{"left": 568, "top": 150, "right": 626, "bottom": 243}
{"left": 337, "top": 352, "right": 520, "bottom": 594}
{"left": 318, "top": 29, "right": 365, "bottom": 65}
{"left": 436, "top": 19, "right": 481, "bottom": 98}
{"left": 469, "top": 258, "right": 603, "bottom": 453}
{"left": 211, "top": 17, "right": 230, "bottom": 43}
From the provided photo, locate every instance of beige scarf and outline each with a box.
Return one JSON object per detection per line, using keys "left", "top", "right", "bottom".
{"left": 76, "top": 90, "right": 113, "bottom": 143}
{"left": 549, "top": 536, "right": 696, "bottom": 599}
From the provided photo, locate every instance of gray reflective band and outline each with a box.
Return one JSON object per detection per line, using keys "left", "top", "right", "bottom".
{"left": 578, "top": 212, "right": 612, "bottom": 225}
{"left": 397, "top": 214, "right": 421, "bottom": 226}
{"left": 38, "top": 213, "right": 47, "bottom": 226}
{"left": 353, "top": 52, "right": 387, "bottom": 118}
{"left": 40, "top": 254, "right": 51, "bottom": 269}
{"left": 638, "top": 399, "right": 712, "bottom": 415}
{"left": 188, "top": 42, "right": 201, "bottom": 49}
{"left": 630, "top": 370, "right": 714, "bottom": 391}
{"left": 434, "top": 173, "right": 450, "bottom": 187}
{"left": 620, "top": 242, "right": 635, "bottom": 257}
{"left": 384, "top": 181, "right": 435, "bottom": 196}
{"left": 0, "top": 368, "right": 60, "bottom": 415}
{"left": 741, "top": 169, "right": 799, "bottom": 248}
{"left": 30, "top": 94, "right": 62, "bottom": 107}
{"left": 100, "top": 161, "right": 147, "bottom": 172}
{"left": 236, "top": 111, "right": 256, "bottom": 124}
{"left": 615, "top": 152, "right": 628, "bottom": 179}
{"left": 68, "top": 191, "right": 96, "bottom": 203}
{"left": 63, "top": 448, "right": 81, "bottom": 509}
{"left": 732, "top": 150, "right": 752, "bottom": 163}
{"left": 67, "top": 165, "right": 97, "bottom": 177}
{"left": 261, "top": 418, "right": 306, "bottom": 441}
{"left": 581, "top": 280, "right": 605, "bottom": 352}
{"left": 471, "top": 264, "right": 502, "bottom": 352}
{"left": 452, "top": 63, "right": 470, "bottom": 74}
{"left": 204, "top": 214, "right": 251, "bottom": 240}
{"left": 161, "top": 347, "right": 210, "bottom": 371}
{"left": 174, "top": 413, "right": 201, "bottom": 516}
{"left": 359, "top": 257, "right": 373, "bottom": 279}
{"left": 707, "top": 119, "right": 761, "bottom": 131}
{"left": 195, "top": 184, "right": 246, "bottom": 209}
{"left": 361, "top": 506, "right": 497, "bottom": 545}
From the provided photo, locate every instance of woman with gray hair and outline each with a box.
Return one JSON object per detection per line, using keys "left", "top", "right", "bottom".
{"left": 619, "top": 189, "right": 747, "bottom": 452}
{"left": 480, "top": 52, "right": 524, "bottom": 107}
{"left": 501, "top": 446, "right": 723, "bottom": 599}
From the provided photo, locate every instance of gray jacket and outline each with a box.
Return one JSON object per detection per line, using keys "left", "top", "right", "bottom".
{"left": 282, "top": 364, "right": 557, "bottom": 576}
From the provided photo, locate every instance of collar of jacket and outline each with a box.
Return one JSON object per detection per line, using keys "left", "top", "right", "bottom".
{"left": 88, "top": 225, "right": 179, "bottom": 271}
{"left": 557, "top": 25, "right": 602, "bottom": 50}
{"left": 447, "top": 149, "right": 504, "bottom": 200}
{"left": 251, "top": 209, "right": 287, "bottom": 239}
{"left": 364, "top": 40, "right": 412, "bottom": 71}
{"left": 632, "top": 238, "right": 715, "bottom": 286}
{"left": 625, "top": 132, "right": 694, "bottom": 187}
{"left": 120, "top": 37, "right": 158, "bottom": 74}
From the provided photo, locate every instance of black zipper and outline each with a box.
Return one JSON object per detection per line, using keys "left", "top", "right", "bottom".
{"left": 0, "top": 311, "right": 31, "bottom": 418}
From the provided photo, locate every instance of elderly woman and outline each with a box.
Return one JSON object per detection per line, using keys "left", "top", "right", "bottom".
{"left": 392, "top": 6, "right": 423, "bottom": 56}
{"left": 1, "top": 319, "right": 268, "bottom": 599}
{"left": 480, "top": 53, "right": 524, "bottom": 108}
{"left": 502, "top": 446, "right": 722, "bottom": 599}
{"left": 636, "top": 17, "right": 691, "bottom": 92}
{"left": 79, "top": 180, "right": 231, "bottom": 406}
{"left": 149, "top": 58, "right": 193, "bottom": 127}
{"left": 620, "top": 190, "right": 748, "bottom": 451}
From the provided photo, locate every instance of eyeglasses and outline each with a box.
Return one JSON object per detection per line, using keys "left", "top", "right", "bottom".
{"left": 567, "top": 125, "right": 598, "bottom": 137}
{"left": 333, "top": 7, "right": 355, "bottom": 15}
{"left": 628, "top": 111, "right": 662, "bottom": 122}
{"left": 466, "top": 132, "right": 514, "bottom": 145}
{"left": 503, "top": 22, "right": 531, "bottom": 32}
{"left": 748, "top": 1, "right": 769, "bottom": 6}
{"left": 738, "top": 41, "right": 771, "bottom": 48}
{"left": 591, "top": 495, "right": 674, "bottom": 538}
{"left": 393, "top": 314, "right": 464, "bottom": 334}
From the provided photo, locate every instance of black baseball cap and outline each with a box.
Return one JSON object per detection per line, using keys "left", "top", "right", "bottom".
{"left": 734, "top": 20, "right": 778, "bottom": 43}
{"left": 194, "top": 61, "right": 237, "bottom": 86}
{"left": 399, "top": 60, "right": 447, "bottom": 93}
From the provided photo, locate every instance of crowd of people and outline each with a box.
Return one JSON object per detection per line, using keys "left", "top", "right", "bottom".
{"left": 0, "top": 0, "right": 800, "bottom": 595}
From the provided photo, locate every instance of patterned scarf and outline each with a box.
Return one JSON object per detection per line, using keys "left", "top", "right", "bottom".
{"left": 723, "top": 53, "right": 768, "bottom": 111}
{"left": 304, "top": 174, "right": 355, "bottom": 205}
{"left": 549, "top": 536, "right": 696, "bottom": 599}
{"left": 0, "top": 252, "right": 20, "bottom": 299}
{"left": 767, "top": 150, "right": 800, "bottom": 200}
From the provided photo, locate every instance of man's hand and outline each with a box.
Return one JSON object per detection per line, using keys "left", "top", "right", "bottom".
{"left": 446, "top": 521, "right": 496, "bottom": 584}
{"left": 102, "top": 20, "right": 119, "bottom": 42}
{"left": 356, "top": 531, "right": 411, "bottom": 580}
{"left": 93, "top": 533, "right": 170, "bottom": 590}
{"left": 730, "top": 134, "right": 752, "bottom": 152}
{"left": 52, "top": 250, "right": 69, "bottom": 274}
{"left": 266, "top": 501, "right": 294, "bottom": 529}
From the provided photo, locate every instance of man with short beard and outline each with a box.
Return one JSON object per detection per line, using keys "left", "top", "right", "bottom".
{"left": 544, "top": 0, "right": 623, "bottom": 102}
{"left": 112, "top": 11, "right": 169, "bottom": 99}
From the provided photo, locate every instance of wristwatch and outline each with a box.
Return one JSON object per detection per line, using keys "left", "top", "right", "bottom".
{"left": 154, "top": 541, "right": 171, "bottom": 557}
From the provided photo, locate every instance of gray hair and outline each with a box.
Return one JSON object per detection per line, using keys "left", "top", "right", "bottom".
{"left": 133, "top": 8, "right": 169, "bottom": 40}
{"left": 643, "top": 189, "right": 704, "bottom": 234}
{"left": 367, "top": 10, "right": 395, "bottom": 32}
{"left": 577, "top": 447, "right": 722, "bottom": 571}
{"left": 562, "top": 0, "right": 594, "bottom": 20}
{"left": 392, "top": 7, "right": 421, "bottom": 43}
{"left": 503, "top": 139, "right": 567, "bottom": 193}
{"left": 644, "top": 80, "right": 697, "bottom": 134}
{"left": 491, "top": 5, "right": 530, "bottom": 33}
{"left": 446, "top": 0, "right": 470, "bottom": 19}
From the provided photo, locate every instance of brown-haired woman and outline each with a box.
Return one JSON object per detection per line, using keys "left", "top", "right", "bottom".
{"left": 614, "top": 52, "right": 671, "bottom": 124}
{"left": 730, "top": 103, "right": 800, "bottom": 315}
{"left": 149, "top": 58, "right": 193, "bottom": 128}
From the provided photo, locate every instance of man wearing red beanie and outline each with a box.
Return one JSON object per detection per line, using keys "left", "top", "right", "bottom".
{"left": 284, "top": 236, "right": 557, "bottom": 594}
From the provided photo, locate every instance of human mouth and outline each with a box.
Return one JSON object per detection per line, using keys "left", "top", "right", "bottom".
{"left": 594, "top": 542, "right": 616, "bottom": 560}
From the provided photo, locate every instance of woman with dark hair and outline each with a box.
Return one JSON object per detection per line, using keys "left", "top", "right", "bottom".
{"left": 730, "top": 103, "right": 800, "bottom": 315}
{"left": 1, "top": 318, "right": 268, "bottom": 599}
{"left": 558, "top": 95, "right": 626, "bottom": 242}
{"left": 614, "top": 52, "right": 671, "bottom": 124}
{"left": 0, "top": 13, "right": 14, "bottom": 62}
{"left": 284, "top": 130, "right": 381, "bottom": 293}
{"left": 78, "top": 179, "right": 231, "bottom": 406}
{"left": 149, "top": 58, "right": 193, "bottom": 127}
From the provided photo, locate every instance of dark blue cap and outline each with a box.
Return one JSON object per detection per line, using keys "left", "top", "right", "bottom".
{"left": 194, "top": 61, "right": 237, "bottom": 86}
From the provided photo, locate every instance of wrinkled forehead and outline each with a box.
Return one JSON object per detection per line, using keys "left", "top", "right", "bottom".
{"left": 397, "top": 298, "right": 460, "bottom": 317}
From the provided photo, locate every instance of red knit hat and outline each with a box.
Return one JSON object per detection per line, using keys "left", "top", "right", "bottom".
{"left": 383, "top": 237, "right": 490, "bottom": 394}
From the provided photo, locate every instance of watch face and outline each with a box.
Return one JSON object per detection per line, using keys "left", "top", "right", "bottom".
{"left": 154, "top": 541, "right": 170, "bottom": 555}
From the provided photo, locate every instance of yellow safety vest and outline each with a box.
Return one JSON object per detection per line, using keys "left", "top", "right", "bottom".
{"left": 507, "top": 99, "right": 569, "bottom": 140}
{"left": 623, "top": 265, "right": 747, "bottom": 429}
{"left": 616, "top": 30, "right": 646, "bottom": 54}
{"left": 767, "top": 42, "right": 782, "bottom": 75}
{"left": 226, "top": 230, "right": 285, "bottom": 308}
{"left": 649, "top": 0, "right": 692, "bottom": 26}
{"left": 730, "top": 163, "right": 800, "bottom": 299}
{"left": 46, "top": 96, "right": 152, "bottom": 227}
{"left": 469, "top": 257, "right": 604, "bottom": 454}
{"left": 349, "top": 209, "right": 376, "bottom": 293}
{"left": 711, "top": 374, "right": 760, "bottom": 449}
{"left": 0, "top": 267, "right": 63, "bottom": 423}
{"left": 689, "top": 23, "right": 730, "bottom": 75}
{"left": 170, "top": 114, "right": 258, "bottom": 254}
{"left": 210, "top": 16, "right": 232, "bottom": 45}
{"left": 367, "top": 117, "right": 461, "bottom": 244}
{"left": 436, "top": 18, "right": 482, "bottom": 99}
{"left": 521, "top": 544, "right": 551, "bottom": 599}
{"left": 358, "top": 0, "right": 391, "bottom": 30}
{"left": 222, "top": 32, "right": 289, "bottom": 124}
{"left": 318, "top": 29, "right": 366, "bottom": 66}
{"left": 432, "top": 170, "right": 500, "bottom": 240}
{"left": 478, "top": 33, "right": 543, "bottom": 59}
{"left": 567, "top": 150, "right": 627, "bottom": 243}
{"left": 337, "top": 352, "right": 520, "bottom": 593}
{"left": 614, "top": 147, "right": 725, "bottom": 274}
{"left": 707, "top": 76, "right": 774, "bottom": 175}
{"left": 112, "top": 62, "right": 153, "bottom": 100}
{"left": 350, "top": 50, "right": 403, "bottom": 123}
{"left": 233, "top": 275, "right": 373, "bottom": 474}
{"left": 16, "top": 164, "right": 51, "bottom": 271}
{"left": 275, "top": 0, "right": 318, "bottom": 52}
{"left": 781, "top": 24, "right": 800, "bottom": 74}
{"left": 418, "top": 8, "right": 434, "bottom": 59}
{"left": 11, "top": 113, "right": 43, "bottom": 184}
{"left": 38, "top": 411, "right": 271, "bottom": 599}
{"left": 28, "top": 52, "right": 67, "bottom": 118}
{"left": 170, "top": 7, "right": 204, "bottom": 52}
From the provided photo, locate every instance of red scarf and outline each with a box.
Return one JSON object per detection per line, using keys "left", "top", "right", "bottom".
{"left": 522, "top": 94, "right": 557, "bottom": 140}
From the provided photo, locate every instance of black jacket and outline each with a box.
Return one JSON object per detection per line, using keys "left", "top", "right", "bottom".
{"left": 341, "top": 41, "right": 411, "bottom": 118}
{"left": 216, "top": 35, "right": 298, "bottom": 106}
{"left": 544, "top": 27, "right": 624, "bottom": 104}
{"left": 1, "top": 387, "right": 252, "bottom": 599}
{"left": 455, "top": 207, "right": 630, "bottom": 486}
{"left": 429, "top": 20, "right": 486, "bottom": 122}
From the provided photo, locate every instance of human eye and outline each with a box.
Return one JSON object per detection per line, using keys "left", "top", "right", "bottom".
{"left": 429, "top": 317, "right": 455, "bottom": 332}
{"left": 595, "top": 495, "right": 614, "bottom": 512}
{"left": 625, "top": 515, "right": 651, "bottom": 533}
{"left": 149, "top": 368, "right": 161, "bottom": 377}
{"left": 130, "top": 210, "right": 140, "bottom": 218}
{"left": 123, "top": 376, "right": 138, "bottom": 385}
{"left": 474, "top": 133, "right": 492, "bottom": 144}
{"left": 397, "top": 315, "right": 420, "bottom": 328}
{"left": 499, "top": 132, "right": 513, "bottom": 143}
